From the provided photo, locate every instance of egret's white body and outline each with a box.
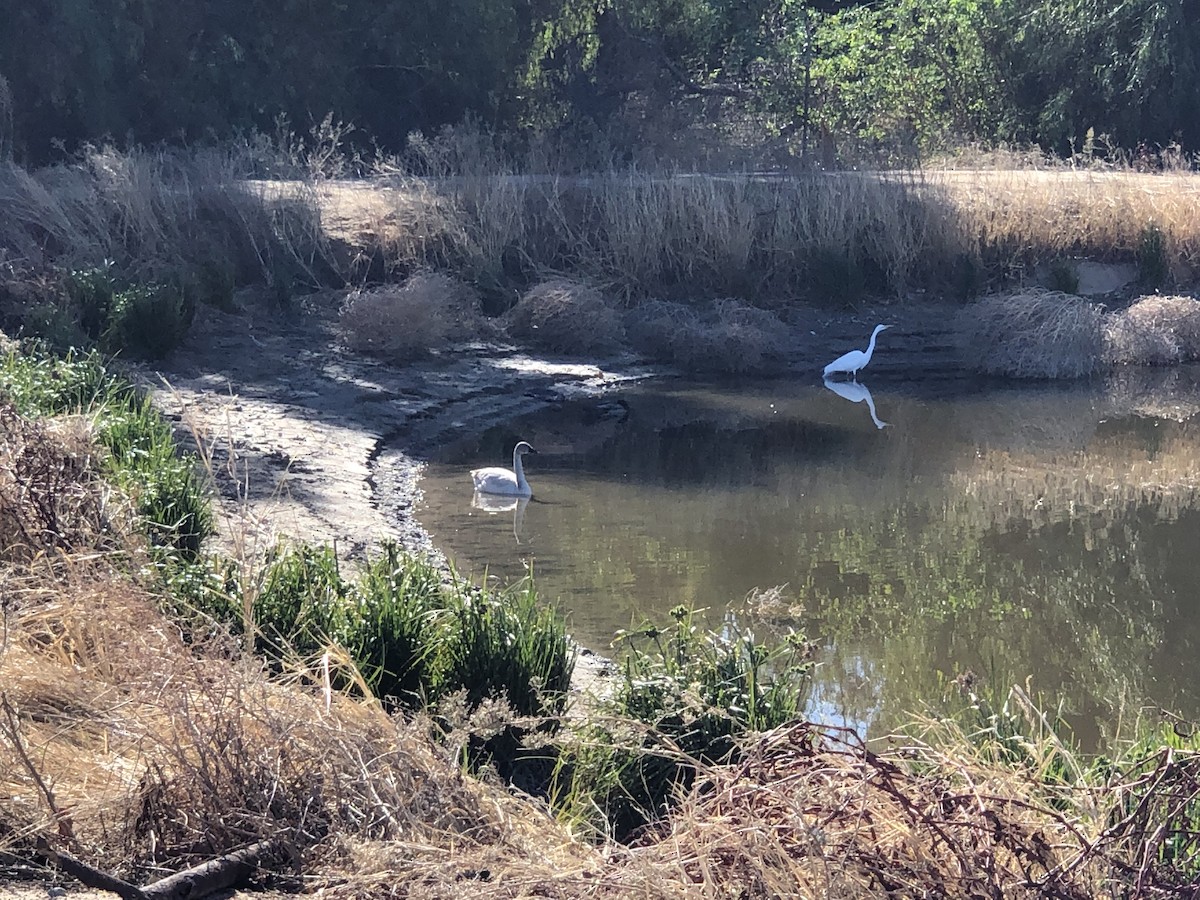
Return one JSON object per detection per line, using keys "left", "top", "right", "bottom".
{"left": 823, "top": 377, "right": 889, "bottom": 429}
{"left": 823, "top": 324, "right": 892, "bottom": 379}
{"left": 470, "top": 441, "right": 536, "bottom": 496}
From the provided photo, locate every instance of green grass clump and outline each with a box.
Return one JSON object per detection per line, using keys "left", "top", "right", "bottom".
{"left": 103, "top": 282, "right": 195, "bottom": 360}
{"left": 236, "top": 541, "right": 573, "bottom": 716}
{"left": 0, "top": 348, "right": 212, "bottom": 557}
{"left": 441, "top": 574, "right": 574, "bottom": 717}
{"left": 553, "top": 606, "right": 813, "bottom": 840}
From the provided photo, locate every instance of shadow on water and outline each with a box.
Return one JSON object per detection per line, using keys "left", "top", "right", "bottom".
{"left": 416, "top": 365, "right": 1200, "bottom": 747}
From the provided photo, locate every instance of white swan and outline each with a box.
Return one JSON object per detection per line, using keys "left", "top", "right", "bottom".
{"left": 823, "top": 377, "right": 889, "bottom": 429}
{"left": 470, "top": 441, "right": 536, "bottom": 496}
{"left": 823, "top": 324, "right": 892, "bottom": 379}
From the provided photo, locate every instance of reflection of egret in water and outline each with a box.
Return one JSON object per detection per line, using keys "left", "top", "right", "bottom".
{"left": 471, "top": 491, "right": 530, "bottom": 543}
{"left": 823, "top": 377, "right": 889, "bottom": 429}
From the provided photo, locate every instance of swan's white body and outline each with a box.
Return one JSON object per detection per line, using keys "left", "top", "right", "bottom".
{"left": 470, "top": 441, "right": 535, "bottom": 496}
{"left": 823, "top": 324, "right": 892, "bottom": 379}
{"left": 823, "top": 377, "right": 889, "bottom": 429}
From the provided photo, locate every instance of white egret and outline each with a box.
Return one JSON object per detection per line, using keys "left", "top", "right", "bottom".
{"left": 823, "top": 377, "right": 889, "bottom": 429}
{"left": 822, "top": 324, "right": 892, "bottom": 379}
{"left": 470, "top": 441, "right": 536, "bottom": 496}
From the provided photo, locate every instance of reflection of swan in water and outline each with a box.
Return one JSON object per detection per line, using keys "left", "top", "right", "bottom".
{"left": 471, "top": 491, "right": 530, "bottom": 543}
{"left": 470, "top": 441, "right": 536, "bottom": 496}
{"left": 823, "top": 377, "right": 889, "bottom": 429}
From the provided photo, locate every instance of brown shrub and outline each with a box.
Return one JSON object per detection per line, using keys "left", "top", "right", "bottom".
{"left": 339, "top": 271, "right": 481, "bottom": 362}
{"left": 504, "top": 278, "right": 626, "bottom": 353}
{"left": 1103, "top": 294, "right": 1200, "bottom": 366}
{"left": 0, "top": 404, "right": 116, "bottom": 562}
{"left": 957, "top": 289, "right": 1106, "bottom": 378}
{"left": 625, "top": 298, "right": 789, "bottom": 373}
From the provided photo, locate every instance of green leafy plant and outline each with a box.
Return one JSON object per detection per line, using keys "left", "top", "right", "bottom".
{"left": 553, "top": 606, "right": 813, "bottom": 840}
{"left": 104, "top": 283, "right": 195, "bottom": 360}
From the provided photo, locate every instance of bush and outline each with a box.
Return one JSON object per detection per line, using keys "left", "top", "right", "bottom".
{"left": 957, "top": 289, "right": 1107, "bottom": 378}
{"left": 103, "top": 282, "right": 195, "bottom": 360}
{"left": 339, "top": 271, "right": 481, "bottom": 362}
{"left": 1103, "top": 295, "right": 1200, "bottom": 367}
{"left": 441, "top": 575, "right": 574, "bottom": 718}
{"left": 553, "top": 606, "right": 813, "bottom": 839}
{"left": 625, "top": 298, "right": 789, "bottom": 373}
{"left": 505, "top": 278, "right": 626, "bottom": 354}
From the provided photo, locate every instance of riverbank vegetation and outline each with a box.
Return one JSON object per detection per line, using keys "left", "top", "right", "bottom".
{"left": 5, "top": 136, "right": 1200, "bottom": 377}
{"left": 1, "top": 346, "right": 1199, "bottom": 895}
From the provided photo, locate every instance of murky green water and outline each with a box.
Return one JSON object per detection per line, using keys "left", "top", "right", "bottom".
{"left": 415, "top": 367, "right": 1200, "bottom": 742}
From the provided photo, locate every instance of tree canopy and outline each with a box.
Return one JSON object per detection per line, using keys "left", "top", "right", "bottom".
{"left": 2, "top": 0, "right": 1199, "bottom": 165}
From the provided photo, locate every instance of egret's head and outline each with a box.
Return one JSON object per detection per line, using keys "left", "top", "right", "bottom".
{"left": 514, "top": 441, "right": 537, "bottom": 456}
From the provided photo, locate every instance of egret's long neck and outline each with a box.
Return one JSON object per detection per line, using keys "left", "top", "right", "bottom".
{"left": 512, "top": 450, "right": 528, "bottom": 490}
{"left": 864, "top": 328, "right": 882, "bottom": 360}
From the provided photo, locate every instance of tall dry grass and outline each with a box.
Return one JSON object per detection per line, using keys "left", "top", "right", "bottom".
{"left": 351, "top": 126, "right": 1200, "bottom": 309}
{"left": 0, "top": 145, "right": 332, "bottom": 290}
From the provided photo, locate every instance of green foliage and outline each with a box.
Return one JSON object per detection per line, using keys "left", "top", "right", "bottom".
{"left": 554, "top": 606, "right": 812, "bottom": 839}
{"left": 350, "top": 544, "right": 444, "bottom": 703}
{"left": 441, "top": 575, "right": 574, "bottom": 717}
{"left": 0, "top": 348, "right": 213, "bottom": 558}
{"left": 230, "top": 541, "right": 573, "bottom": 716}
{"left": 1046, "top": 259, "right": 1080, "bottom": 294}
{"left": 65, "top": 261, "right": 116, "bottom": 341}
{"left": 103, "top": 283, "right": 195, "bottom": 361}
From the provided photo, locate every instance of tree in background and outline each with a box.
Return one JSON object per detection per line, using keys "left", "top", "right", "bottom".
{"left": 2, "top": 0, "right": 1200, "bottom": 165}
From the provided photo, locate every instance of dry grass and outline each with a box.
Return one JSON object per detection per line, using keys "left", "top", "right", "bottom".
{"left": 338, "top": 271, "right": 482, "bottom": 362}
{"left": 921, "top": 167, "right": 1200, "bottom": 284}
{"left": 0, "top": 403, "right": 120, "bottom": 563}
{"left": 504, "top": 279, "right": 626, "bottom": 354}
{"left": 3, "top": 564, "right": 1199, "bottom": 897}
{"left": 624, "top": 299, "right": 790, "bottom": 373}
{"left": 1104, "top": 295, "right": 1200, "bottom": 366}
{"left": 960, "top": 290, "right": 1200, "bottom": 377}
{"left": 0, "top": 147, "right": 331, "bottom": 291}
{"left": 957, "top": 289, "right": 1107, "bottom": 378}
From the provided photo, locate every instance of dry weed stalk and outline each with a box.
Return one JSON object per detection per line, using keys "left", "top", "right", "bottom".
{"left": 0, "top": 402, "right": 120, "bottom": 562}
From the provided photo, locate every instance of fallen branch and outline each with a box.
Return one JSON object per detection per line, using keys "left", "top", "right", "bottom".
{"left": 36, "top": 838, "right": 289, "bottom": 900}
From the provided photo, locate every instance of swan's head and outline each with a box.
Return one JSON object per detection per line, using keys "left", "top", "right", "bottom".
{"left": 514, "top": 441, "right": 537, "bottom": 456}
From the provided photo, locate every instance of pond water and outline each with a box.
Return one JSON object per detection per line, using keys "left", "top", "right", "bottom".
{"left": 414, "top": 367, "right": 1200, "bottom": 744}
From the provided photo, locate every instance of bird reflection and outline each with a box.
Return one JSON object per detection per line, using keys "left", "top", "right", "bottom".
{"left": 823, "top": 377, "right": 889, "bottom": 429}
{"left": 471, "top": 491, "right": 530, "bottom": 543}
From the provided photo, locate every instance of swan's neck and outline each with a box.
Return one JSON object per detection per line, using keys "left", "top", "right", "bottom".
{"left": 512, "top": 450, "right": 529, "bottom": 491}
